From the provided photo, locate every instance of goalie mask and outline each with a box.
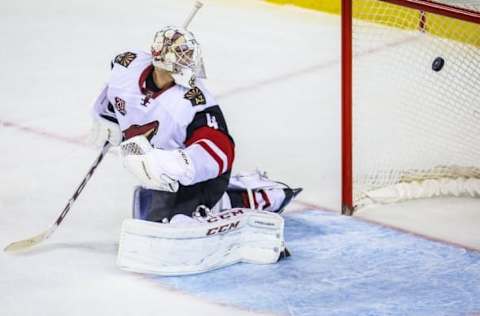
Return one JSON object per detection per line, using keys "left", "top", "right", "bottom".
{"left": 151, "top": 26, "right": 206, "bottom": 88}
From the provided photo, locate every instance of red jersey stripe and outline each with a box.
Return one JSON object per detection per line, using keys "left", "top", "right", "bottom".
{"left": 185, "top": 127, "right": 234, "bottom": 171}
{"left": 195, "top": 141, "right": 225, "bottom": 176}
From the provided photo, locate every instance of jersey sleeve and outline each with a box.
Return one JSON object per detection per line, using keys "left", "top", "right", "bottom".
{"left": 91, "top": 85, "right": 118, "bottom": 123}
{"left": 183, "top": 105, "right": 235, "bottom": 184}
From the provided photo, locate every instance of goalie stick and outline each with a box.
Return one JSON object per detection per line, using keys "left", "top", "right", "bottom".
{"left": 4, "top": 141, "right": 111, "bottom": 252}
{"left": 183, "top": 1, "right": 203, "bottom": 29}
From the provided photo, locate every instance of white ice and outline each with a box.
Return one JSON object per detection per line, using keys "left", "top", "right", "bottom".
{"left": 0, "top": 0, "right": 478, "bottom": 315}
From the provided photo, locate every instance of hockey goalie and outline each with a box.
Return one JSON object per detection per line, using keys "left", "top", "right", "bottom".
{"left": 89, "top": 25, "right": 302, "bottom": 275}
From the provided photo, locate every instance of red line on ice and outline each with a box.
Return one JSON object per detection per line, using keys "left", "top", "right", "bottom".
{"left": 0, "top": 119, "right": 88, "bottom": 147}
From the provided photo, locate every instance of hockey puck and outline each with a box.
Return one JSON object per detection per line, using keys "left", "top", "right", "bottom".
{"left": 432, "top": 57, "right": 445, "bottom": 72}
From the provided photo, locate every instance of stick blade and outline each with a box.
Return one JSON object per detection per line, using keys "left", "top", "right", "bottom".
{"left": 4, "top": 230, "right": 50, "bottom": 252}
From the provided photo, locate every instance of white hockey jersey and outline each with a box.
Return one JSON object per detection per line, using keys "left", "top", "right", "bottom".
{"left": 92, "top": 50, "right": 234, "bottom": 185}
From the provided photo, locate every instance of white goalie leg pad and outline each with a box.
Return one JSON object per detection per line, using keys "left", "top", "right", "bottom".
{"left": 117, "top": 208, "right": 286, "bottom": 276}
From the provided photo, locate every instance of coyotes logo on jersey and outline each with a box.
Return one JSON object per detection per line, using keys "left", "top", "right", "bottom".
{"left": 123, "top": 121, "right": 159, "bottom": 141}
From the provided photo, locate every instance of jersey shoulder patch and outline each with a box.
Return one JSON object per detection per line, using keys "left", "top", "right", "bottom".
{"left": 113, "top": 51, "right": 137, "bottom": 68}
{"left": 184, "top": 87, "right": 207, "bottom": 106}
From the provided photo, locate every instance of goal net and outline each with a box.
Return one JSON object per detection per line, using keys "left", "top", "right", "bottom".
{"left": 342, "top": 0, "right": 480, "bottom": 213}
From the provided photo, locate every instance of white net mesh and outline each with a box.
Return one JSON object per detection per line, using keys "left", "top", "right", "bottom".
{"left": 351, "top": 0, "right": 480, "bottom": 207}
{"left": 433, "top": 0, "right": 480, "bottom": 11}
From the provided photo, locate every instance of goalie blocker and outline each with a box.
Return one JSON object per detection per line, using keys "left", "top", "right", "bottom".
{"left": 117, "top": 208, "right": 288, "bottom": 276}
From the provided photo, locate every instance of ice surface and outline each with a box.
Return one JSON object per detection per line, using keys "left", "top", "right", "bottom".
{"left": 0, "top": 1, "right": 339, "bottom": 315}
{"left": 158, "top": 210, "right": 480, "bottom": 316}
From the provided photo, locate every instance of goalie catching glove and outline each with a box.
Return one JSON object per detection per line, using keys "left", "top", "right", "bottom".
{"left": 89, "top": 114, "right": 122, "bottom": 147}
{"left": 120, "top": 135, "right": 195, "bottom": 192}
{"left": 89, "top": 85, "right": 123, "bottom": 147}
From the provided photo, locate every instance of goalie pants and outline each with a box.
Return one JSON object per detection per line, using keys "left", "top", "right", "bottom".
{"left": 133, "top": 171, "right": 302, "bottom": 223}
{"left": 133, "top": 171, "right": 231, "bottom": 223}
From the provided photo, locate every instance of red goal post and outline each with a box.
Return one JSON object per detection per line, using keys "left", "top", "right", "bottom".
{"left": 341, "top": 0, "right": 480, "bottom": 215}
